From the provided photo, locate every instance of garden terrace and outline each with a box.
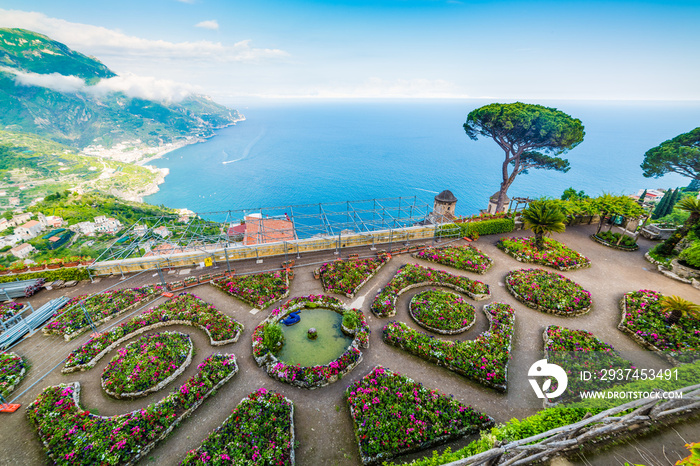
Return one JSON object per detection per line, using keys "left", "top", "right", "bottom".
{"left": 371, "top": 263, "right": 489, "bottom": 318}
{"left": 496, "top": 236, "right": 591, "bottom": 271}
{"left": 346, "top": 366, "right": 494, "bottom": 465}
{"left": 382, "top": 303, "right": 515, "bottom": 392}
{"left": 212, "top": 269, "right": 290, "bottom": 310}
{"left": 319, "top": 254, "right": 390, "bottom": 298}
{"left": 27, "top": 354, "right": 238, "bottom": 466}
{"left": 542, "top": 325, "right": 635, "bottom": 405}
{"left": 591, "top": 231, "right": 640, "bottom": 251}
{"left": 409, "top": 289, "right": 476, "bottom": 334}
{"left": 413, "top": 245, "right": 493, "bottom": 274}
{"left": 101, "top": 332, "right": 193, "bottom": 399}
{"left": 182, "top": 388, "right": 295, "bottom": 465}
{"left": 43, "top": 284, "right": 163, "bottom": 340}
{"left": 0, "top": 302, "right": 25, "bottom": 325}
{"left": 0, "top": 352, "right": 26, "bottom": 398}
{"left": 619, "top": 290, "right": 700, "bottom": 364}
{"left": 505, "top": 268, "right": 592, "bottom": 316}
{"left": 63, "top": 293, "right": 243, "bottom": 372}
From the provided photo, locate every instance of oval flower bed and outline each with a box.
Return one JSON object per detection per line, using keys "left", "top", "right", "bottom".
{"left": 382, "top": 303, "right": 515, "bottom": 392}
{"left": 64, "top": 293, "right": 243, "bottom": 372}
{"left": 182, "top": 388, "right": 295, "bottom": 465}
{"left": 591, "top": 231, "right": 639, "bottom": 251}
{"left": 0, "top": 352, "right": 27, "bottom": 399}
{"left": 371, "top": 263, "right": 490, "bottom": 318}
{"left": 619, "top": 290, "right": 700, "bottom": 365}
{"left": 44, "top": 284, "right": 164, "bottom": 341}
{"left": 320, "top": 254, "right": 390, "bottom": 298}
{"left": 542, "top": 325, "right": 635, "bottom": 406}
{"left": 346, "top": 366, "right": 495, "bottom": 465}
{"left": 409, "top": 289, "right": 476, "bottom": 334}
{"left": 496, "top": 236, "right": 591, "bottom": 271}
{"left": 27, "top": 353, "right": 238, "bottom": 466}
{"left": 505, "top": 268, "right": 592, "bottom": 316}
{"left": 101, "top": 332, "right": 193, "bottom": 399}
{"left": 414, "top": 245, "right": 493, "bottom": 274}
{"left": 212, "top": 270, "right": 290, "bottom": 310}
{"left": 252, "top": 295, "right": 370, "bottom": 389}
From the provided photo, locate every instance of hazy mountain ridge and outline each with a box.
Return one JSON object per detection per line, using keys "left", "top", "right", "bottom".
{"left": 0, "top": 28, "right": 241, "bottom": 149}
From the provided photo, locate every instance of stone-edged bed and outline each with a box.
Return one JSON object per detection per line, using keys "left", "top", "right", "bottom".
{"left": 62, "top": 318, "right": 242, "bottom": 374}
{"left": 411, "top": 245, "right": 493, "bottom": 275}
{"left": 211, "top": 272, "right": 290, "bottom": 312}
{"left": 43, "top": 290, "right": 163, "bottom": 342}
{"left": 408, "top": 290, "right": 476, "bottom": 335}
{"left": 496, "top": 237, "right": 591, "bottom": 271}
{"left": 320, "top": 255, "right": 391, "bottom": 298}
{"left": 252, "top": 295, "right": 369, "bottom": 389}
{"left": 29, "top": 354, "right": 238, "bottom": 466}
{"left": 382, "top": 303, "right": 515, "bottom": 392}
{"left": 0, "top": 352, "right": 26, "bottom": 398}
{"left": 590, "top": 234, "right": 639, "bottom": 251}
{"left": 504, "top": 269, "right": 592, "bottom": 317}
{"left": 100, "top": 332, "right": 194, "bottom": 400}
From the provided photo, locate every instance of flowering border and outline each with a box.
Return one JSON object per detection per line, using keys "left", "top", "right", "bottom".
{"left": 0, "top": 302, "right": 26, "bottom": 326}
{"left": 382, "top": 303, "right": 515, "bottom": 392}
{"left": 408, "top": 290, "right": 476, "bottom": 335}
{"left": 505, "top": 268, "right": 592, "bottom": 316}
{"left": 371, "top": 264, "right": 490, "bottom": 318}
{"left": 101, "top": 332, "right": 194, "bottom": 400}
{"left": 0, "top": 352, "right": 26, "bottom": 399}
{"left": 252, "top": 295, "right": 370, "bottom": 389}
{"left": 212, "top": 270, "right": 290, "bottom": 311}
{"left": 413, "top": 245, "right": 493, "bottom": 274}
{"left": 63, "top": 294, "right": 243, "bottom": 373}
{"left": 496, "top": 236, "right": 591, "bottom": 271}
{"left": 182, "top": 388, "right": 295, "bottom": 465}
{"left": 320, "top": 255, "right": 391, "bottom": 298}
{"left": 27, "top": 354, "right": 238, "bottom": 466}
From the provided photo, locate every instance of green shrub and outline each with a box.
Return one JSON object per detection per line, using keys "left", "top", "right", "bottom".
{"left": 342, "top": 311, "right": 359, "bottom": 329}
{"left": 262, "top": 322, "right": 284, "bottom": 352}
{"left": 437, "top": 218, "right": 514, "bottom": 238}
{"left": 679, "top": 241, "right": 700, "bottom": 269}
{"left": 595, "top": 231, "right": 638, "bottom": 248}
{"left": 0, "top": 267, "right": 90, "bottom": 283}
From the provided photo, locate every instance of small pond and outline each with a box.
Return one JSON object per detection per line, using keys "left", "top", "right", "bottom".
{"left": 277, "top": 308, "right": 353, "bottom": 366}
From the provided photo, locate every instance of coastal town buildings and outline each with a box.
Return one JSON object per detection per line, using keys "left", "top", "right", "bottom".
{"left": 16, "top": 220, "right": 44, "bottom": 240}
{"left": 10, "top": 243, "right": 35, "bottom": 259}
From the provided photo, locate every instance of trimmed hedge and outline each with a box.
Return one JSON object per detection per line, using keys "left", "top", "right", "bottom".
{"left": 0, "top": 267, "right": 90, "bottom": 283}
{"left": 437, "top": 218, "right": 514, "bottom": 238}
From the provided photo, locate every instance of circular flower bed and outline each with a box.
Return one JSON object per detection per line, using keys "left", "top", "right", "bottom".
{"left": 0, "top": 352, "right": 27, "bottom": 398}
{"left": 320, "top": 254, "right": 390, "bottom": 297}
{"left": 212, "top": 270, "right": 290, "bottom": 310}
{"left": 591, "top": 231, "right": 639, "bottom": 251}
{"left": 505, "top": 268, "right": 592, "bottom": 316}
{"left": 496, "top": 236, "right": 591, "bottom": 270}
{"left": 252, "top": 295, "right": 370, "bottom": 389}
{"left": 414, "top": 245, "right": 493, "bottom": 274}
{"left": 101, "top": 332, "right": 193, "bottom": 399}
{"left": 409, "top": 289, "right": 476, "bottom": 334}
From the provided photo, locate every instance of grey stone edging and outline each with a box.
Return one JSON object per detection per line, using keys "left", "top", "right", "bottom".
{"left": 408, "top": 291, "right": 476, "bottom": 335}
{"left": 211, "top": 275, "right": 290, "bottom": 312}
{"left": 498, "top": 245, "right": 591, "bottom": 271}
{"left": 644, "top": 251, "right": 668, "bottom": 269}
{"left": 1, "top": 352, "right": 25, "bottom": 397}
{"left": 63, "top": 318, "right": 243, "bottom": 373}
{"left": 101, "top": 332, "right": 194, "bottom": 399}
{"left": 38, "top": 357, "right": 238, "bottom": 466}
{"left": 504, "top": 276, "right": 591, "bottom": 317}
{"left": 375, "top": 280, "right": 490, "bottom": 318}
{"left": 43, "top": 292, "right": 162, "bottom": 341}
{"left": 321, "top": 257, "right": 391, "bottom": 298}
{"left": 412, "top": 249, "right": 493, "bottom": 275}
{"left": 590, "top": 234, "right": 639, "bottom": 251}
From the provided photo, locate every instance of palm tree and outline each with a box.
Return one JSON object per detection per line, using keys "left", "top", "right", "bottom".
{"left": 521, "top": 201, "right": 567, "bottom": 249}
{"left": 656, "top": 197, "right": 700, "bottom": 256}
{"left": 659, "top": 295, "right": 700, "bottom": 326}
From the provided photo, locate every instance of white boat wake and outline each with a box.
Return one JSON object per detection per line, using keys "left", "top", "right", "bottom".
{"left": 413, "top": 187, "right": 439, "bottom": 194}
{"left": 222, "top": 129, "right": 265, "bottom": 164}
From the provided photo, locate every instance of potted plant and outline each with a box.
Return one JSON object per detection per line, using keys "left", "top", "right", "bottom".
{"left": 0, "top": 266, "right": 9, "bottom": 276}
{"left": 63, "top": 256, "right": 80, "bottom": 267}
{"left": 169, "top": 280, "right": 185, "bottom": 291}
{"left": 46, "top": 258, "right": 63, "bottom": 269}
{"left": 29, "top": 263, "right": 45, "bottom": 271}
{"left": 10, "top": 262, "right": 27, "bottom": 273}
{"left": 79, "top": 256, "right": 93, "bottom": 266}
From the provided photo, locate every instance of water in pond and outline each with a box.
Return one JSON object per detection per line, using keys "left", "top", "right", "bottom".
{"left": 277, "top": 309, "right": 353, "bottom": 367}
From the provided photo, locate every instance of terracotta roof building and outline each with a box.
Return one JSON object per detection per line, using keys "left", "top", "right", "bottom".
{"left": 243, "top": 214, "right": 295, "bottom": 245}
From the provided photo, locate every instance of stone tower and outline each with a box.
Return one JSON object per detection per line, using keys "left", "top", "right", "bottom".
{"left": 433, "top": 190, "right": 457, "bottom": 220}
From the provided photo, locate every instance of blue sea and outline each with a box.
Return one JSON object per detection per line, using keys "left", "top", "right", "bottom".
{"left": 145, "top": 99, "right": 700, "bottom": 217}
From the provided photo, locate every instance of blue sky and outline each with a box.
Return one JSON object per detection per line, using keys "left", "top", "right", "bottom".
{"left": 0, "top": 0, "right": 699, "bottom": 103}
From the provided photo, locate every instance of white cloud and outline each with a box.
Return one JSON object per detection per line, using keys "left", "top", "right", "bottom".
{"left": 3, "top": 67, "right": 86, "bottom": 93}
{"left": 0, "top": 9, "right": 287, "bottom": 62}
{"left": 195, "top": 20, "right": 219, "bottom": 30}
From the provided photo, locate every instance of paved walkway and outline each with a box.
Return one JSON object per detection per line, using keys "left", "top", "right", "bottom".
{"left": 1, "top": 224, "right": 698, "bottom": 466}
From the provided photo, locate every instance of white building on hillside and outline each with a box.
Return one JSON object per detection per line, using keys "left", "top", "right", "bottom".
{"left": 10, "top": 243, "right": 35, "bottom": 259}
{"left": 16, "top": 220, "right": 43, "bottom": 240}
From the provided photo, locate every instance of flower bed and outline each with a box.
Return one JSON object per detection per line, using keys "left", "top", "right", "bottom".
{"left": 413, "top": 245, "right": 493, "bottom": 274}
{"left": 27, "top": 354, "right": 238, "bottom": 466}
{"left": 63, "top": 293, "right": 243, "bottom": 372}
{"left": 0, "top": 301, "right": 25, "bottom": 325}
{"left": 44, "top": 285, "right": 164, "bottom": 341}
{"left": 591, "top": 231, "right": 639, "bottom": 251}
{"left": 212, "top": 270, "right": 290, "bottom": 310}
{"left": 496, "top": 236, "right": 591, "bottom": 271}
{"left": 408, "top": 289, "right": 476, "bottom": 334}
{"left": 542, "top": 325, "right": 635, "bottom": 406}
{"left": 382, "top": 303, "right": 515, "bottom": 392}
{"left": 101, "top": 332, "right": 193, "bottom": 399}
{"left": 252, "top": 295, "right": 370, "bottom": 389}
{"left": 182, "top": 388, "right": 295, "bottom": 465}
{"left": 346, "top": 366, "right": 494, "bottom": 465}
{"left": 371, "top": 264, "right": 490, "bottom": 318}
{"left": 505, "top": 268, "right": 592, "bottom": 316}
{"left": 320, "top": 254, "right": 390, "bottom": 298}
{"left": 619, "top": 290, "right": 700, "bottom": 365}
{"left": 0, "top": 352, "right": 26, "bottom": 398}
